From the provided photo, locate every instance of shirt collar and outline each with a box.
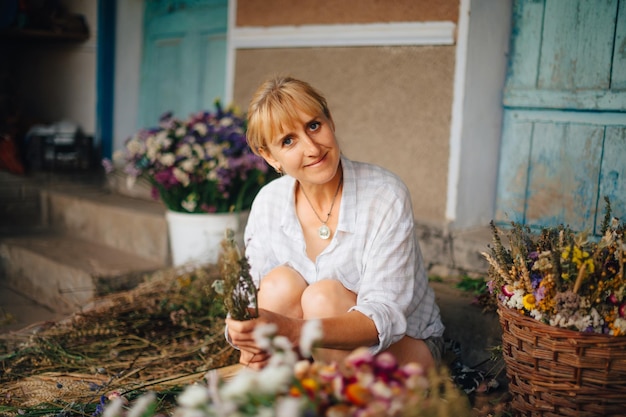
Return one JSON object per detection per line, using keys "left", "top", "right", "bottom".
{"left": 280, "top": 155, "right": 357, "bottom": 236}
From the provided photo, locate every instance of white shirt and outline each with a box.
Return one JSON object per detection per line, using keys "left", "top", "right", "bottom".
{"left": 244, "top": 156, "right": 444, "bottom": 353}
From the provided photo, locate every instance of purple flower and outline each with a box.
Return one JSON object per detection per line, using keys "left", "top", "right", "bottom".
{"left": 110, "top": 101, "right": 269, "bottom": 213}
{"left": 101, "top": 158, "right": 114, "bottom": 174}
{"left": 531, "top": 272, "right": 542, "bottom": 289}
{"left": 153, "top": 169, "right": 179, "bottom": 189}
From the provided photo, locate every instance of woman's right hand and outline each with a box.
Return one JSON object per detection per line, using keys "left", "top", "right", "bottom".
{"left": 238, "top": 349, "right": 270, "bottom": 370}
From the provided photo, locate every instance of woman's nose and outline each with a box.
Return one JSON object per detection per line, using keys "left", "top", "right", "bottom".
{"left": 301, "top": 134, "right": 321, "bottom": 154}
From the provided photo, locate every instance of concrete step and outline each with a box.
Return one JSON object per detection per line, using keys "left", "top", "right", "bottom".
{"left": 0, "top": 232, "right": 165, "bottom": 314}
{"left": 0, "top": 171, "right": 44, "bottom": 234}
{"left": 43, "top": 187, "right": 169, "bottom": 263}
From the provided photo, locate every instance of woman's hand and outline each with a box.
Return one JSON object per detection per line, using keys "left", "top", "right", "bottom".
{"left": 226, "top": 309, "right": 302, "bottom": 369}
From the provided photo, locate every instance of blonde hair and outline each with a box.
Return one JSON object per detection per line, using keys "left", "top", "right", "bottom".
{"left": 246, "top": 76, "right": 330, "bottom": 155}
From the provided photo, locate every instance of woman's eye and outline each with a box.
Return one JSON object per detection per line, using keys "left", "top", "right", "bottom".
{"left": 282, "top": 136, "right": 293, "bottom": 146}
{"left": 309, "top": 121, "right": 320, "bottom": 132}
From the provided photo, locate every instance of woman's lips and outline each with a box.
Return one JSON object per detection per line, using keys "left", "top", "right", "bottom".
{"left": 305, "top": 152, "right": 327, "bottom": 168}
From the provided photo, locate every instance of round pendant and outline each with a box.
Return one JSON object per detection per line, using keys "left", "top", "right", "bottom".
{"left": 318, "top": 224, "right": 331, "bottom": 240}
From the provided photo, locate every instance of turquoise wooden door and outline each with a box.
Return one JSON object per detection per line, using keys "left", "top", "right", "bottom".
{"left": 138, "top": 0, "right": 228, "bottom": 128}
{"left": 496, "top": 0, "right": 626, "bottom": 234}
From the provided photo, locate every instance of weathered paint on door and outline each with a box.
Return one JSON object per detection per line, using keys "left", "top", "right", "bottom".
{"left": 496, "top": 0, "right": 626, "bottom": 234}
{"left": 138, "top": 0, "right": 228, "bottom": 128}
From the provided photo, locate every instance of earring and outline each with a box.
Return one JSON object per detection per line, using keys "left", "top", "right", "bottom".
{"left": 274, "top": 166, "right": 283, "bottom": 175}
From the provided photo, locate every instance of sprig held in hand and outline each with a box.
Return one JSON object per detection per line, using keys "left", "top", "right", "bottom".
{"left": 215, "top": 229, "right": 258, "bottom": 320}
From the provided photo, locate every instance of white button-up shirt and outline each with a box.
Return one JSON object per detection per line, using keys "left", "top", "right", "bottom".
{"left": 244, "top": 156, "right": 444, "bottom": 353}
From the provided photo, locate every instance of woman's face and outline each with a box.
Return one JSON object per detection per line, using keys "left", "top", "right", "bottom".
{"left": 259, "top": 108, "right": 341, "bottom": 186}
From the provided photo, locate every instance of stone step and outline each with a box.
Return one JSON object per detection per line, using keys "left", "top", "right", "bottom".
{"left": 0, "top": 232, "right": 166, "bottom": 314}
{"left": 42, "top": 187, "right": 169, "bottom": 263}
{"left": 0, "top": 171, "right": 44, "bottom": 234}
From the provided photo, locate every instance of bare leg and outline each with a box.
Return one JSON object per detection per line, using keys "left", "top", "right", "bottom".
{"left": 301, "top": 279, "right": 435, "bottom": 370}
{"left": 384, "top": 336, "right": 435, "bottom": 371}
{"left": 258, "top": 265, "right": 308, "bottom": 317}
{"left": 301, "top": 279, "right": 357, "bottom": 364}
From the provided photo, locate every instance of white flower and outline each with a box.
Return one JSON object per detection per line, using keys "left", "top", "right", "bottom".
{"left": 126, "top": 136, "right": 145, "bottom": 156}
{"left": 614, "top": 318, "right": 626, "bottom": 334}
{"left": 127, "top": 392, "right": 156, "bottom": 417}
{"left": 272, "top": 335, "right": 292, "bottom": 353}
{"left": 194, "top": 123, "right": 208, "bottom": 136}
{"left": 293, "top": 359, "right": 311, "bottom": 379}
{"left": 181, "top": 195, "right": 197, "bottom": 212}
{"left": 102, "top": 397, "right": 124, "bottom": 417}
{"left": 299, "top": 319, "right": 322, "bottom": 358}
{"left": 256, "top": 407, "right": 276, "bottom": 417}
{"left": 146, "top": 136, "right": 159, "bottom": 161}
{"left": 530, "top": 309, "right": 543, "bottom": 321}
{"left": 177, "top": 143, "right": 193, "bottom": 158}
{"left": 112, "top": 150, "right": 125, "bottom": 164}
{"left": 275, "top": 396, "right": 304, "bottom": 417}
{"left": 253, "top": 323, "right": 278, "bottom": 351}
{"left": 175, "top": 127, "right": 186, "bottom": 137}
{"left": 159, "top": 153, "right": 176, "bottom": 167}
{"left": 212, "top": 280, "right": 224, "bottom": 295}
{"left": 156, "top": 130, "right": 169, "bottom": 144}
{"left": 217, "top": 154, "right": 229, "bottom": 169}
{"left": 371, "top": 380, "right": 393, "bottom": 399}
{"left": 220, "top": 368, "right": 258, "bottom": 400}
{"left": 177, "top": 384, "right": 209, "bottom": 408}
{"left": 180, "top": 158, "right": 197, "bottom": 173}
{"left": 257, "top": 364, "right": 294, "bottom": 395}
{"left": 192, "top": 143, "right": 205, "bottom": 158}
{"left": 173, "top": 168, "right": 190, "bottom": 187}
{"left": 220, "top": 117, "right": 233, "bottom": 127}
{"left": 267, "top": 348, "right": 298, "bottom": 368}
{"left": 504, "top": 289, "right": 525, "bottom": 309}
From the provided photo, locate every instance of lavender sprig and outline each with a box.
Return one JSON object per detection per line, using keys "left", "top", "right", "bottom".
{"left": 215, "top": 229, "right": 258, "bottom": 320}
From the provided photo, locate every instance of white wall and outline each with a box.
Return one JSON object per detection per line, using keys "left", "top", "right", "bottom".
{"left": 113, "top": 0, "right": 144, "bottom": 152}
{"left": 446, "top": 0, "right": 512, "bottom": 229}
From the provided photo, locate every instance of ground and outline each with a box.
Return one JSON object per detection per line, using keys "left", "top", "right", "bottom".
{"left": 0, "top": 265, "right": 511, "bottom": 416}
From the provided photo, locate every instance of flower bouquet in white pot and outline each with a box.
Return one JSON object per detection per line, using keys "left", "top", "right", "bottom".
{"left": 106, "top": 101, "right": 272, "bottom": 265}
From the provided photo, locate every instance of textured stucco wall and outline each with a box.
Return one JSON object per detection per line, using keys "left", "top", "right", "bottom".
{"left": 233, "top": 0, "right": 458, "bottom": 224}
{"left": 233, "top": 46, "right": 455, "bottom": 223}
{"left": 237, "top": 0, "right": 458, "bottom": 25}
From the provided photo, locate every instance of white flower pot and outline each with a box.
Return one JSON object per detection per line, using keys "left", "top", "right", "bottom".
{"left": 166, "top": 210, "right": 248, "bottom": 266}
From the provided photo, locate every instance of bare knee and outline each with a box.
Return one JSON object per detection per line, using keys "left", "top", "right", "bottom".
{"left": 258, "top": 265, "right": 308, "bottom": 317}
{"left": 301, "top": 279, "right": 356, "bottom": 319}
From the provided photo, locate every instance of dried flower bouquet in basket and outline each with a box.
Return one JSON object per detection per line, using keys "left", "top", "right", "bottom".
{"left": 482, "top": 198, "right": 626, "bottom": 336}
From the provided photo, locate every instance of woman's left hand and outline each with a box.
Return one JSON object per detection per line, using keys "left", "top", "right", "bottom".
{"left": 226, "top": 309, "right": 302, "bottom": 356}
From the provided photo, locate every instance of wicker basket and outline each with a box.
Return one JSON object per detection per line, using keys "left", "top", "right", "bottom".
{"left": 498, "top": 305, "right": 626, "bottom": 417}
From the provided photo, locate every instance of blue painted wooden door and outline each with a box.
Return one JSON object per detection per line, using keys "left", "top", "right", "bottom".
{"left": 138, "top": 0, "right": 228, "bottom": 128}
{"left": 496, "top": 0, "right": 626, "bottom": 233}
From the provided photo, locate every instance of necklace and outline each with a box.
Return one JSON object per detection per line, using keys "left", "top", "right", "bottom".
{"left": 300, "top": 173, "right": 343, "bottom": 240}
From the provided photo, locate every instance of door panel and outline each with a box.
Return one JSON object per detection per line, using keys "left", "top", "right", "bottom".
{"left": 139, "top": 0, "right": 228, "bottom": 127}
{"left": 539, "top": 0, "right": 617, "bottom": 90}
{"left": 497, "top": 0, "right": 626, "bottom": 233}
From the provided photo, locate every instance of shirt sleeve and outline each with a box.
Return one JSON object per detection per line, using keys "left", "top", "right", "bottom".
{"left": 243, "top": 194, "right": 268, "bottom": 287}
{"left": 348, "top": 181, "right": 425, "bottom": 354}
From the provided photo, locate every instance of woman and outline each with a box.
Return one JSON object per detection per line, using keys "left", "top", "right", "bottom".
{"left": 226, "top": 76, "right": 444, "bottom": 370}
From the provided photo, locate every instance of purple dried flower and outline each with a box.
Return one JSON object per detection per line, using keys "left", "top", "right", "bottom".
{"left": 101, "top": 158, "right": 114, "bottom": 174}
{"left": 153, "top": 169, "right": 179, "bottom": 189}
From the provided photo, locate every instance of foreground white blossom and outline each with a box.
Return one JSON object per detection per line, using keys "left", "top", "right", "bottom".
{"left": 300, "top": 319, "right": 322, "bottom": 358}
{"left": 178, "top": 384, "right": 210, "bottom": 408}
{"left": 253, "top": 323, "right": 278, "bottom": 351}
{"left": 127, "top": 392, "right": 156, "bottom": 417}
{"left": 102, "top": 397, "right": 125, "bottom": 417}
